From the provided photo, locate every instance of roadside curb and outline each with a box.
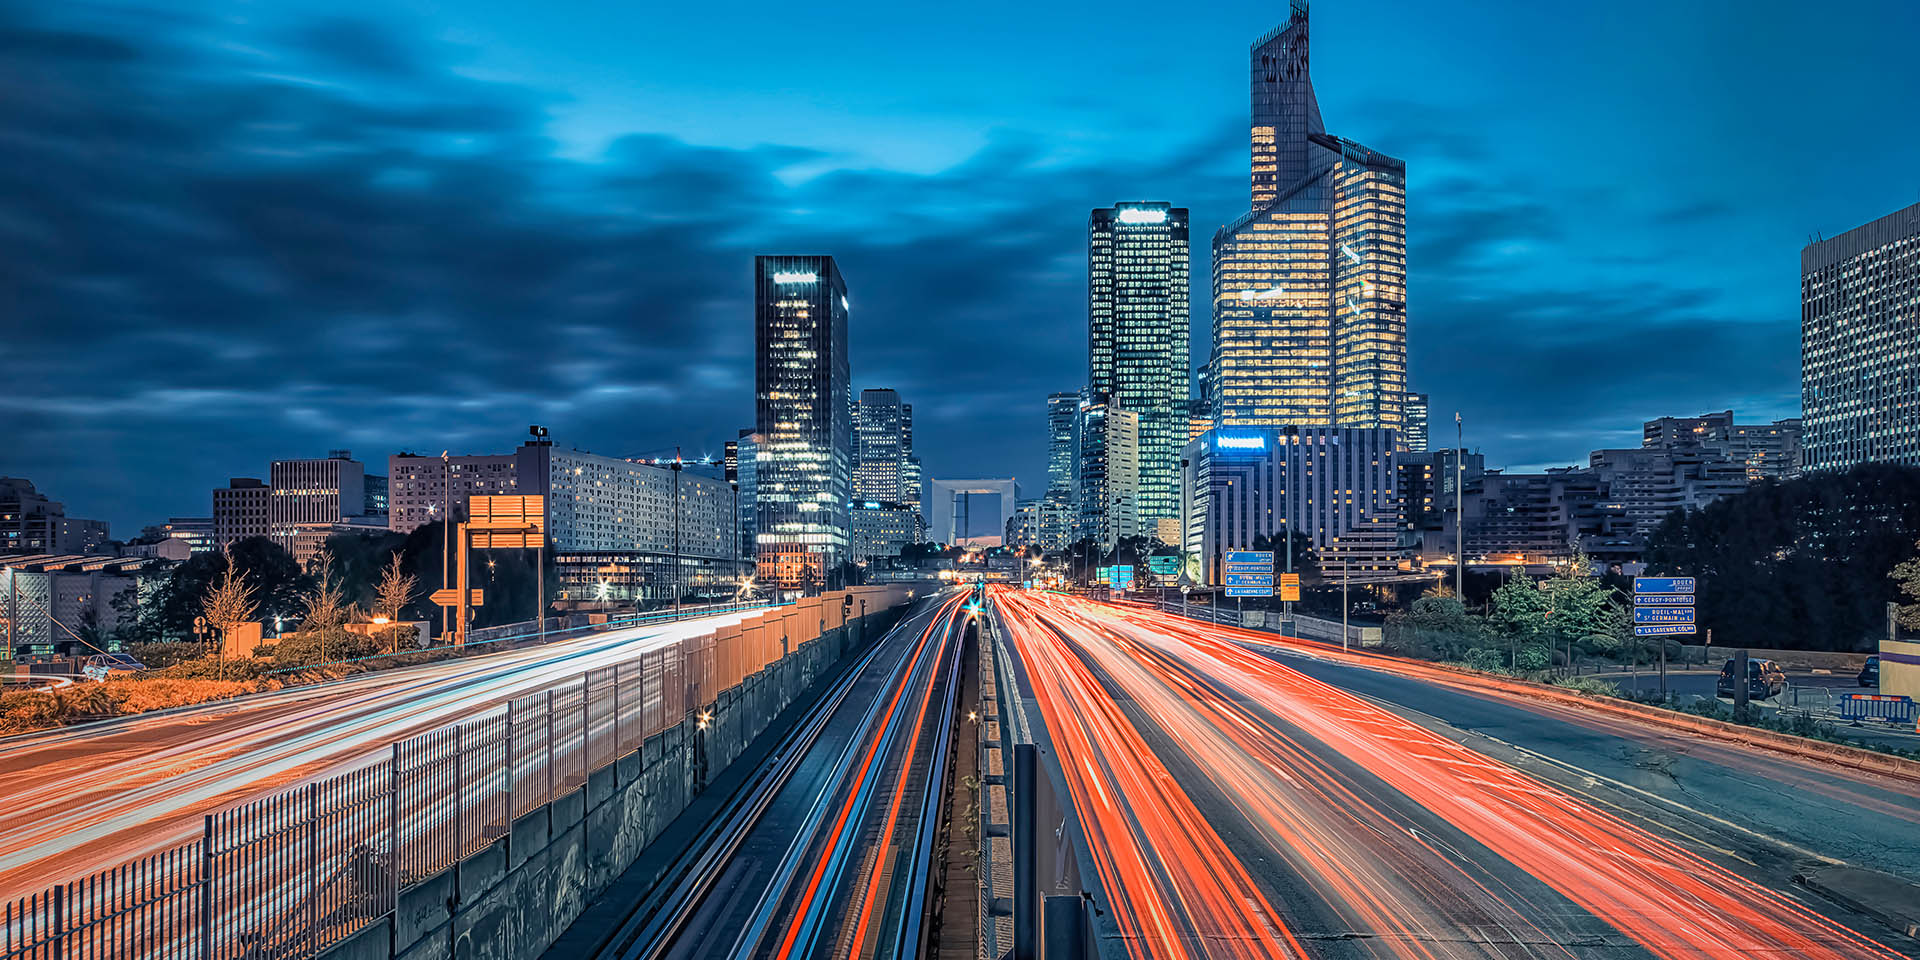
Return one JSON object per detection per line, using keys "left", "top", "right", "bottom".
{"left": 1795, "top": 868, "right": 1920, "bottom": 940}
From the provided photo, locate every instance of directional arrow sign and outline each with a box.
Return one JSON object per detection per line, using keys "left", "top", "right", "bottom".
{"left": 1224, "top": 551, "right": 1274, "bottom": 565}
{"left": 1633, "top": 577, "right": 1695, "bottom": 595}
{"left": 1634, "top": 623, "right": 1694, "bottom": 636}
{"left": 1634, "top": 606, "right": 1695, "bottom": 624}
{"left": 1225, "top": 586, "right": 1270, "bottom": 597}
{"left": 1632, "top": 593, "right": 1695, "bottom": 606}
{"left": 430, "top": 588, "right": 485, "bottom": 607}
{"left": 1225, "top": 573, "right": 1275, "bottom": 587}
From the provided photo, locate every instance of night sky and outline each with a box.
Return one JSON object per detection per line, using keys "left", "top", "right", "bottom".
{"left": 5, "top": 0, "right": 1919, "bottom": 535}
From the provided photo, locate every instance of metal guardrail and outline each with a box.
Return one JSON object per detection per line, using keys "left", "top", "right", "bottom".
{"left": 1, "top": 620, "right": 704, "bottom": 960}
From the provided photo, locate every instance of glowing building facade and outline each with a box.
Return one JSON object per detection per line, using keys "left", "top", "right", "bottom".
{"left": 1802, "top": 201, "right": 1920, "bottom": 471}
{"left": 1211, "top": 1, "right": 1407, "bottom": 434}
{"left": 1089, "top": 203, "right": 1190, "bottom": 540}
{"left": 754, "top": 256, "right": 853, "bottom": 590}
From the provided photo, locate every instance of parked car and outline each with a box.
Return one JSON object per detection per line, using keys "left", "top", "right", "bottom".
{"left": 1858, "top": 656, "right": 1879, "bottom": 688}
{"left": 81, "top": 652, "right": 147, "bottom": 683}
{"left": 1717, "top": 658, "right": 1787, "bottom": 700}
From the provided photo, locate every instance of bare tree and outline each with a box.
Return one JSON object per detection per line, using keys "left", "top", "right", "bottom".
{"left": 202, "top": 544, "right": 259, "bottom": 659}
{"left": 301, "top": 548, "right": 352, "bottom": 635}
{"left": 372, "top": 553, "right": 418, "bottom": 651}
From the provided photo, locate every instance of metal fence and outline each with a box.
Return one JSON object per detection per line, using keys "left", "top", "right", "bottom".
{"left": 2, "top": 637, "right": 700, "bottom": 960}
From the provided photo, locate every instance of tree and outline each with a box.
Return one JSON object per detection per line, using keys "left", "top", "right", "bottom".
{"left": 1891, "top": 540, "right": 1920, "bottom": 632}
{"left": 1252, "top": 530, "right": 1321, "bottom": 586}
{"left": 300, "top": 549, "right": 353, "bottom": 635}
{"left": 372, "top": 553, "right": 419, "bottom": 651}
{"left": 202, "top": 544, "right": 259, "bottom": 650}
{"left": 373, "top": 553, "right": 418, "bottom": 622}
{"left": 1646, "top": 464, "right": 1920, "bottom": 650}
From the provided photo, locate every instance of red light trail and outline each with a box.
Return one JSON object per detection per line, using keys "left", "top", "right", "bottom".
{"left": 995, "top": 590, "right": 1910, "bottom": 960}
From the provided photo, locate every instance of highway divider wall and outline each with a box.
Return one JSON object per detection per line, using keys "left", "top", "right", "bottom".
{"left": 0, "top": 586, "right": 916, "bottom": 960}
{"left": 327, "top": 585, "right": 915, "bottom": 960}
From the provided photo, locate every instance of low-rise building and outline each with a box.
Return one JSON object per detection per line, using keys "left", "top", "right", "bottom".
{"left": 852, "top": 501, "right": 919, "bottom": 561}
{"left": 2, "top": 554, "right": 170, "bottom": 657}
{"left": 1, "top": 479, "right": 110, "bottom": 555}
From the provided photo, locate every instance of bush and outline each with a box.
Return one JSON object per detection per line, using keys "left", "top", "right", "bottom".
{"left": 269, "top": 628, "right": 380, "bottom": 669}
{"left": 0, "top": 675, "right": 276, "bottom": 734}
{"left": 154, "top": 657, "right": 271, "bottom": 681}
{"left": 128, "top": 641, "right": 208, "bottom": 669}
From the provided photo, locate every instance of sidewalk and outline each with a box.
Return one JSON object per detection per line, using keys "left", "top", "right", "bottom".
{"left": 1798, "top": 866, "right": 1920, "bottom": 940}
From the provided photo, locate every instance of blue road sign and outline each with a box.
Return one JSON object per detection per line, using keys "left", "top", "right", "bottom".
{"left": 1225, "top": 586, "right": 1270, "bottom": 597}
{"left": 1634, "top": 607, "right": 1696, "bottom": 625}
{"left": 1224, "top": 551, "right": 1275, "bottom": 565}
{"left": 1632, "top": 593, "right": 1695, "bottom": 606}
{"left": 1634, "top": 623, "right": 1695, "bottom": 636}
{"left": 1225, "top": 573, "right": 1275, "bottom": 587}
{"left": 1634, "top": 577, "right": 1696, "bottom": 595}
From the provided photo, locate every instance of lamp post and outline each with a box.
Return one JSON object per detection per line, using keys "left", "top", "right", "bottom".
{"left": 1454, "top": 414, "right": 1464, "bottom": 601}
{"left": 441, "top": 451, "right": 452, "bottom": 640}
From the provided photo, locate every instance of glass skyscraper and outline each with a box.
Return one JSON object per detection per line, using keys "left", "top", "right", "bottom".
{"left": 1405, "top": 391, "right": 1430, "bottom": 453}
{"left": 855, "top": 388, "right": 913, "bottom": 503}
{"left": 1088, "top": 202, "right": 1189, "bottom": 540}
{"left": 1211, "top": 1, "right": 1407, "bottom": 434}
{"left": 1802, "top": 201, "right": 1920, "bottom": 471}
{"left": 754, "top": 255, "right": 852, "bottom": 591}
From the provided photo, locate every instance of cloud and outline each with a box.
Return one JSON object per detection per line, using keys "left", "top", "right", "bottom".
{"left": 0, "top": 2, "right": 1803, "bottom": 535}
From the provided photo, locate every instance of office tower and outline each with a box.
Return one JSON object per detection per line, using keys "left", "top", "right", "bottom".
{"left": 1211, "top": 2, "right": 1407, "bottom": 433}
{"left": 267, "top": 451, "right": 375, "bottom": 564}
{"left": 735, "top": 431, "right": 760, "bottom": 561}
{"left": 754, "top": 256, "right": 853, "bottom": 591}
{"left": 855, "top": 389, "right": 913, "bottom": 502}
{"left": 1072, "top": 396, "right": 1139, "bottom": 550}
{"left": 1405, "top": 392, "right": 1430, "bottom": 453}
{"left": 386, "top": 452, "right": 521, "bottom": 534}
{"left": 1803, "top": 201, "right": 1920, "bottom": 470}
{"left": 1089, "top": 203, "right": 1189, "bottom": 540}
{"left": 213, "top": 478, "right": 271, "bottom": 546}
{"left": 1179, "top": 427, "right": 1399, "bottom": 583}
{"left": 510, "top": 441, "right": 742, "bottom": 603}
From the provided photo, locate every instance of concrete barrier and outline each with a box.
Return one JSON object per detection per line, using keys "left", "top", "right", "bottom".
{"left": 318, "top": 596, "right": 913, "bottom": 960}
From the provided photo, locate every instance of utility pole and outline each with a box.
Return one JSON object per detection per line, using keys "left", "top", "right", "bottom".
{"left": 672, "top": 450, "right": 684, "bottom": 620}
{"left": 1341, "top": 566, "right": 1350, "bottom": 653}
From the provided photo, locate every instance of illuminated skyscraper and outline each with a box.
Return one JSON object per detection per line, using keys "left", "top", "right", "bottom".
{"left": 1211, "top": 1, "right": 1407, "bottom": 433}
{"left": 855, "top": 388, "right": 912, "bottom": 503}
{"left": 1802, "top": 201, "right": 1920, "bottom": 471}
{"left": 1089, "top": 202, "right": 1190, "bottom": 541}
{"left": 754, "top": 256, "right": 852, "bottom": 591}
{"left": 1405, "top": 392, "right": 1429, "bottom": 453}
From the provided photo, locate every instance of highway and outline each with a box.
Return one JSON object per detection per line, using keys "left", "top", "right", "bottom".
{"left": 574, "top": 590, "right": 969, "bottom": 960}
{"left": 995, "top": 590, "right": 1919, "bottom": 959}
{"left": 0, "top": 608, "right": 769, "bottom": 905}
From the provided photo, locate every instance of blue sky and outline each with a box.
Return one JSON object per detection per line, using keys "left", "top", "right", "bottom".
{"left": 3, "top": 0, "right": 1918, "bottom": 533}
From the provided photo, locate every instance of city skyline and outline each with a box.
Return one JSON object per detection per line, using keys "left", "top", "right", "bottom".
{"left": 5, "top": 0, "right": 1920, "bottom": 534}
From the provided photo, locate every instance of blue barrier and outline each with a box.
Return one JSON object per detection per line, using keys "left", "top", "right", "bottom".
{"left": 1837, "top": 693, "right": 1916, "bottom": 724}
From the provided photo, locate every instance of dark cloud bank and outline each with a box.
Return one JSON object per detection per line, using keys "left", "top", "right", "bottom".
{"left": 0, "top": 4, "right": 1795, "bottom": 531}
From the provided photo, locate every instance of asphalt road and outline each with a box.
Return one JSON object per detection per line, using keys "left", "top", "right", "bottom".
{"left": 995, "top": 591, "right": 1919, "bottom": 959}
{"left": 0, "top": 608, "right": 767, "bottom": 905}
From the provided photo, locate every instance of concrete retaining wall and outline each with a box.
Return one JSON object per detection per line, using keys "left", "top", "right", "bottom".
{"left": 318, "top": 600, "right": 910, "bottom": 960}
